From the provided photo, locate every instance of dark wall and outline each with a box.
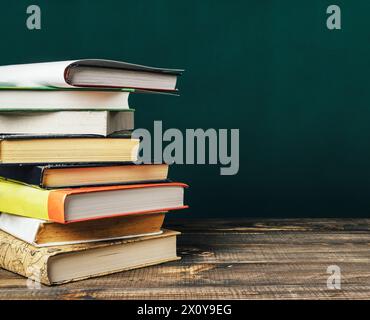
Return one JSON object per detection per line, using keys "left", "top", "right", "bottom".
{"left": 1, "top": 0, "right": 370, "bottom": 217}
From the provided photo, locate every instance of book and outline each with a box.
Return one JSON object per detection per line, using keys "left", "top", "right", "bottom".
{"left": 0, "top": 59, "right": 183, "bottom": 92}
{"left": 0, "top": 228, "right": 179, "bottom": 285}
{"left": 0, "top": 110, "right": 134, "bottom": 136}
{"left": 0, "top": 135, "right": 139, "bottom": 164}
{"left": 0, "top": 211, "right": 166, "bottom": 247}
{"left": 0, "top": 163, "right": 169, "bottom": 188}
{"left": 0, "top": 179, "right": 188, "bottom": 223}
{"left": 0, "top": 88, "right": 130, "bottom": 110}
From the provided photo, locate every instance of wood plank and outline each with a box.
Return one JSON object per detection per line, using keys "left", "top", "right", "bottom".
{"left": 166, "top": 218, "right": 370, "bottom": 233}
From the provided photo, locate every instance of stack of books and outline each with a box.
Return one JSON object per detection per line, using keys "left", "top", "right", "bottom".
{"left": 0, "top": 59, "right": 187, "bottom": 285}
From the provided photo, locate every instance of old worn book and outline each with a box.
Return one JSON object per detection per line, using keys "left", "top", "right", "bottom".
{"left": 0, "top": 212, "right": 166, "bottom": 247}
{"left": 0, "top": 88, "right": 130, "bottom": 110}
{"left": 0, "top": 163, "right": 169, "bottom": 188}
{"left": 0, "top": 135, "right": 139, "bottom": 164}
{"left": 0, "top": 179, "right": 188, "bottom": 223}
{"left": 0, "top": 59, "right": 183, "bottom": 92}
{"left": 0, "top": 229, "right": 179, "bottom": 285}
{"left": 0, "top": 110, "right": 134, "bottom": 136}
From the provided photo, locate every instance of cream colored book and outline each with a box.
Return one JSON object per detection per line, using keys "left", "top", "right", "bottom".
{"left": 0, "top": 212, "right": 166, "bottom": 247}
{"left": 0, "top": 110, "right": 134, "bottom": 136}
{"left": 0, "top": 229, "right": 180, "bottom": 285}
{"left": 0, "top": 88, "right": 130, "bottom": 110}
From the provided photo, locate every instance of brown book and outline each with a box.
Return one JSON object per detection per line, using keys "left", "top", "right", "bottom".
{"left": 0, "top": 212, "right": 166, "bottom": 246}
{"left": 0, "top": 229, "right": 179, "bottom": 285}
{"left": 0, "top": 163, "right": 169, "bottom": 188}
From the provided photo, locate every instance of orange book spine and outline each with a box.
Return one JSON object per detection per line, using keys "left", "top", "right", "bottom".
{"left": 47, "top": 183, "right": 189, "bottom": 224}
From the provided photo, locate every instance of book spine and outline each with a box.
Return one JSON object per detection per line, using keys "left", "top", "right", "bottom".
{"left": 0, "top": 178, "right": 50, "bottom": 220}
{"left": 0, "top": 165, "right": 44, "bottom": 187}
{"left": 0, "top": 231, "right": 52, "bottom": 285}
{"left": 48, "top": 190, "right": 68, "bottom": 223}
{"left": 38, "top": 166, "right": 46, "bottom": 187}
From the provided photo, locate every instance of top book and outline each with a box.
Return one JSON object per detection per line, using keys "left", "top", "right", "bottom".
{"left": 0, "top": 59, "right": 183, "bottom": 92}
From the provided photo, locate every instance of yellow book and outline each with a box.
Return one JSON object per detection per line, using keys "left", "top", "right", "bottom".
{"left": 0, "top": 179, "right": 188, "bottom": 223}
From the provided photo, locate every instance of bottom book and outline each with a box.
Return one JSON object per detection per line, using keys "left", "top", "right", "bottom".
{"left": 0, "top": 229, "right": 179, "bottom": 286}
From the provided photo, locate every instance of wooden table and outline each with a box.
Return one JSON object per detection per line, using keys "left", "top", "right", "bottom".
{"left": 1, "top": 218, "right": 370, "bottom": 299}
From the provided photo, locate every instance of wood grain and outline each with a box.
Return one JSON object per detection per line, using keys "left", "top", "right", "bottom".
{"left": 1, "top": 218, "right": 370, "bottom": 299}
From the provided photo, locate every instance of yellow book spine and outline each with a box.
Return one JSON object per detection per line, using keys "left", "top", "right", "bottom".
{"left": 0, "top": 178, "right": 49, "bottom": 220}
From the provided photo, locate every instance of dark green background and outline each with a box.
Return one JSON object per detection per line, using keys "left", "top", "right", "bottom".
{"left": 1, "top": 0, "right": 370, "bottom": 217}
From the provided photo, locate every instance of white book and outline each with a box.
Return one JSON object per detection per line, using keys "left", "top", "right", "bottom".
{"left": 0, "top": 89, "right": 129, "bottom": 110}
{"left": 0, "top": 110, "right": 134, "bottom": 136}
{"left": 0, "top": 59, "right": 182, "bottom": 91}
{"left": 0, "top": 212, "right": 163, "bottom": 247}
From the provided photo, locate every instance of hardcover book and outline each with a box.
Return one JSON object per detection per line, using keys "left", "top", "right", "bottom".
{"left": 0, "top": 88, "right": 130, "bottom": 110}
{"left": 0, "top": 135, "right": 139, "bottom": 164}
{"left": 0, "top": 212, "right": 166, "bottom": 247}
{"left": 0, "top": 59, "right": 183, "bottom": 92}
{"left": 0, "top": 110, "right": 134, "bottom": 136}
{"left": 0, "top": 163, "right": 169, "bottom": 188}
{"left": 0, "top": 229, "right": 180, "bottom": 285}
{"left": 0, "top": 179, "right": 188, "bottom": 223}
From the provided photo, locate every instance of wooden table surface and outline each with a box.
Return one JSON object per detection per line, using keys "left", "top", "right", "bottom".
{"left": 1, "top": 218, "right": 370, "bottom": 300}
